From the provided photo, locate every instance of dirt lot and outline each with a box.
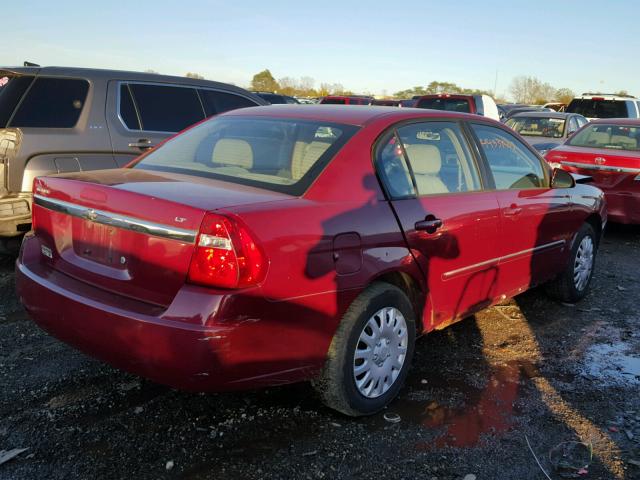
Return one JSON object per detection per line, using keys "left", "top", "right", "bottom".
{"left": 1, "top": 225, "right": 639, "bottom": 480}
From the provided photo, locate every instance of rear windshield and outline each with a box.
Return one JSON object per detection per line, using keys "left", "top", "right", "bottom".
{"left": 321, "top": 98, "right": 346, "bottom": 104}
{"left": 0, "top": 74, "right": 34, "bottom": 127}
{"left": 416, "top": 97, "right": 471, "bottom": 113}
{"left": 133, "top": 116, "right": 359, "bottom": 195}
{"left": 506, "top": 116, "right": 566, "bottom": 138}
{"left": 567, "top": 99, "right": 629, "bottom": 118}
{"left": 568, "top": 123, "right": 640, "bottom": 151}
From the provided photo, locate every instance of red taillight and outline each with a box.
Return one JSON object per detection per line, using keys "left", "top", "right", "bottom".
{"left": 187, "top": 212, "right": 267, "bottom": 289}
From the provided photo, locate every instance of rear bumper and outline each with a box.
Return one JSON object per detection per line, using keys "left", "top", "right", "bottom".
{"left": 603, "top": 190, "right": 640, "bottom": 224}
{"left": 16, "top": 235, "right": 334, "bottom": 391}
{"left": 0, "top": 193, "right": 32, "bottom": 237}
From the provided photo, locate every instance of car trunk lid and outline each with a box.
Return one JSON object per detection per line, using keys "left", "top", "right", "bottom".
{"left": 32, "top": 169, "right": 289, "bottom": 306}
{"left": 546, "top": 146, "right": 640, "bottom": 190}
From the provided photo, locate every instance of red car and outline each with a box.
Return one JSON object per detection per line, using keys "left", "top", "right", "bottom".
{"left": 17, "top": 105, "right": 605, "bottom": 416}
{"left": 546, "top": 119, "right": 640, "bottom": 224}
{"left": 320, "top": 95, "right": 371, "bottom": 105}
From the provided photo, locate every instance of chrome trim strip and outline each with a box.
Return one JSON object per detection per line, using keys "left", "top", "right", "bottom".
{"left": 443, "top": 240, "right": 565, "bottom": 280}
{"left": 34, "top": 195, "right": 196, "bottom": 243}
{"left": 561, "top": 161, "right": 640, "bottom": 174}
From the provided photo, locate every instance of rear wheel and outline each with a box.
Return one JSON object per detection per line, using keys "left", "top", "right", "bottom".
{"left": 546, "top": 223, "right": 597, "bottom": 303}
{"left": 312, "top": 282, "right": 416, "bottom": 416}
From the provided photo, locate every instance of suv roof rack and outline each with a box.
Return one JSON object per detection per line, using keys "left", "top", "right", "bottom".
{"left": 581, "top": 92, "right": 636, "bottom": 99}
{"left": 23, "top": 61, "right": 40, "bottom": 67}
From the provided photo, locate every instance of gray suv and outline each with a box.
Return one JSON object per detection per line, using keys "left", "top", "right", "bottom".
{"left": 0, "top": 66, "right": 266, "bottom": 248}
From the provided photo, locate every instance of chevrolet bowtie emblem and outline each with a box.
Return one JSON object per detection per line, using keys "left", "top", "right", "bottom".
{"left": 84, "top": 209, "right": 98, "bottom": 221}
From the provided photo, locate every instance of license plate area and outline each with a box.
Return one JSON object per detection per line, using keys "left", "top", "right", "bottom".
{"left": 73, "top": 220, "right": 126, "bottom": 269}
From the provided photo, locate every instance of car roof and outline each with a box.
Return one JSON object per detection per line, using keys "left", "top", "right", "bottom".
{"left": 416, "top": 94, "right": 475, "bottom": 99}
{"left": 0, "top": 66, "right": 262, "bottom": 99}
{"left": 587, "top": 118, "right": 640, "bottom": 126}
{"left": 509, "top": 111, "right": 575, "bottom": 119}
{"left": 222, "top": 104, "right": 494, "bottom": 126}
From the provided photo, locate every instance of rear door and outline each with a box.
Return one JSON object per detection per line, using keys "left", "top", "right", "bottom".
{"left": 376, "top": 120, "right": 501, "bottom": 329}
{"left": 469, "top": 123, "right": 577, "bottom": 295}
{"left": 106, "top": 82, "right": 205, "bottom": 166}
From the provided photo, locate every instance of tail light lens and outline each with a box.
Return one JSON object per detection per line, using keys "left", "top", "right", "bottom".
{"left": 187, "top": 212, "right": 267, "bottom": 289}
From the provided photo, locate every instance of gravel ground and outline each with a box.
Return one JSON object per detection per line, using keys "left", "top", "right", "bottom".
{"left": 1, "top": 225, "right": 639, "bottom": 480}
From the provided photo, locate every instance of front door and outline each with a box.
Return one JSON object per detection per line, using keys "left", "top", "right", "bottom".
{"left": 469, "top": 123, "right": 578, "bottom": 296}
{"left": 376, "top": 121, "right": 501, "bottom": 331}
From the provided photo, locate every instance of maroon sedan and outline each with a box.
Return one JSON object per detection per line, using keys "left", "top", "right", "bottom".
{"left": 546, "top": 119, "right": 640, "bottom": 224}
{"left": 17, "top": 105, "right": 605, "bottom": 416}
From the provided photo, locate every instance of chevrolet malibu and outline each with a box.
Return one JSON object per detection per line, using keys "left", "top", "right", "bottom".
{"left": 546, "top": 118, "right": 640, "bottom": 224}
{"left": 17, "top": 105, "right": 606, "bottom": 416}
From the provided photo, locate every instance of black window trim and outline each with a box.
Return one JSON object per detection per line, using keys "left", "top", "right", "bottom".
{"left": 465, "top": 120, "right": 552, "bottom": 191}
{"left": 115, "top": 80, "right": 260, "bottom": 134}
{"left": 7, "top": 75, "right": 90, "bottom": 129}
{"left": 372, "top": 118, "right": 489, "bottom": 200}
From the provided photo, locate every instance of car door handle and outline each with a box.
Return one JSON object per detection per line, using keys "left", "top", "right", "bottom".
{"left": 415, "top": 215, "right": 443, "bottom": 234}
{"left": 128, "top": 139, "right": 154, "bottom": 150}
{"left": 503, "top": 205, "right": 522, "bottom": 216}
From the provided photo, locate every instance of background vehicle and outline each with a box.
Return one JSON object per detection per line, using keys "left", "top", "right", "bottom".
{"left": 18, "top": 106, "right": 605, "bottom": 416}
{"left": 319, "top": 95, "right": 372, "bottom": 105}
{"left": 542, "top": 102, "right": 567, "bottom": 112}
{"left": 501, "top": 105, "right": 552, "bottom": 121}
{"left": 506, "top": 112, "right": 588, "bottom": 155}
{"left": 0, "top": 66, "right": 265, "bottom": 247}
{"left": 566, "top": 93, "right": 640, "bottom": 120}
{"left": 546, "top": 119, "right": 640, "bottom": 224}
{"left": 370, "top": 99, "right": 401, "bottom": 107}
{"left": 414, "top": 94, "right": 500, "bottom": 121}
{"left": 253, "top": 92, "right": 300, "bottom": 104}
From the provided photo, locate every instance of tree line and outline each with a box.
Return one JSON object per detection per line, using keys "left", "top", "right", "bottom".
{"left": 149, "top": 68, "right": 634, "bottom": 104}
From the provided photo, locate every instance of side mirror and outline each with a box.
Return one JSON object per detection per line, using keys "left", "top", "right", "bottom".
{"left": 551, "top": 167, "right": 575, "bottom": 189}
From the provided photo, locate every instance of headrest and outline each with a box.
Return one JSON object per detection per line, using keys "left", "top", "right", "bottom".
{"left": 611, "top": 135, "right": 637, "bottom": 149}
{"left": 211, "top": 139, "right": 253, "bottom": 169}
{"left": 404, "top": 144, "right": 442, "bottom": 175}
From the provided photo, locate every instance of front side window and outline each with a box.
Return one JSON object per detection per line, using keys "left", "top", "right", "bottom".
{"left": 10, "top": 77, "right": 88, "bottom": 128}
{"left": 133, "top": 117, "right": 358, "bottom": 195}
{"left": 568, "top": 124, "right": 640, "bottom": 151}
{"left": 506, "top": 116, "right": 566, "bottom": 138}
{"left": 119, "top": 84, "right": 140, "bottom": 130}
{"left": 472, "top": 124, "right": 546, "bottom": 190}
{"left": 199, "top": 90, "right": 258, "bottom": 116}
{"left": 416, "top": 97, "right": 471, "bottom": 113}
{"left": 396, "top": 122, "right": 481, "bottom": 196}
{"left": 128, "top": 83, "right": 204, "bottom": 132}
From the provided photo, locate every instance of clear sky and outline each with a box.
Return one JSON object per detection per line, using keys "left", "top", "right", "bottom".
{"left": 3, "top": 0, "right": 639, "bottom": 98}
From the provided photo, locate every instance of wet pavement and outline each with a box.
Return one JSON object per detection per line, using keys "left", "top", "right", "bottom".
{"left": 1, "top": 225, "right": 639, "bottom": 479}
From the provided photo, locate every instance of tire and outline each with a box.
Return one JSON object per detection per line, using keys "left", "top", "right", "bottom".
{"left": 545, "top": 222, "right": 597, "bottom": 303}
{"left": 312, "top": 282, "right": 416, "bottom": 416}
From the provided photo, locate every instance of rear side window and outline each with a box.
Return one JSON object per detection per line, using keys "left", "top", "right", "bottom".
{"left": 472, "top": 124, "right": 546, "bottom": 190}
{"left": 128, "top": 84, "right": 204, "bottom": 132}
{"left": 567, "top": 99, "right": 629, "bottom": 118}
{"left": 396, "top": 122, "right": 481, "bottom": 195}
{"left": 10, "top": 77, "right": 89, "bottom": 128}
{"left": 133, "top": 117, "right": 359, "bottom": 195}
{"left": 199, "top": 90, "right": 258, "bottom": 117}
{"left": 416, "top": 98, "right": 471, "bottom": 113}
{"left": 0, "top": 75, "right": 34, "bottom": 128}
